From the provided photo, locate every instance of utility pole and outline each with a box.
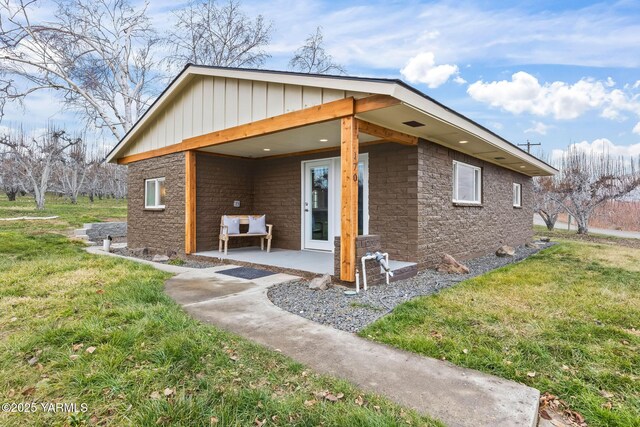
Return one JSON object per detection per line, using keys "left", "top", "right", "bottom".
{"left": 518, "top": 140, "right": 541, "bottom": 153}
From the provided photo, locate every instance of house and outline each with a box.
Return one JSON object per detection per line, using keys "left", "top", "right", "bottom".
{"left": 106, "top": 65, "right": 556, "bottom": 283}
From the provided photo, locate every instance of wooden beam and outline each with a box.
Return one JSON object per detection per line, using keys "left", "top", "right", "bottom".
{"left": 354, "top": 94, "right": 400, "bottom": 113}
{"left": 340, "top": 116, "right": 359, "bottom": 282}
{"left": 185, "top": 151, "right": 197, "bottom": 254}
{"left": 194, "top": 150, "right": 252, "bottom": 160}
{"left": 356, "top": 119, "right": 418, "bottom": 146}
{"left": 118, "top": 97, "right": 356, "bottom": 165}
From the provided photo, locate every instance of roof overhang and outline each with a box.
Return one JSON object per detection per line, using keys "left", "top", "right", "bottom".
{"left": 107, "top": 65, "right": 557, "bottom": 177}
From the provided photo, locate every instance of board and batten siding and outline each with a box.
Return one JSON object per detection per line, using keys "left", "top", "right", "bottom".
{"left": 123, "top": 75, "right": 371, "bottom": 157}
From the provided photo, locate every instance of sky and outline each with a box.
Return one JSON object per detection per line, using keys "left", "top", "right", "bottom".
{"left": 3, "top": 0, "right": 640, "bottom": 162}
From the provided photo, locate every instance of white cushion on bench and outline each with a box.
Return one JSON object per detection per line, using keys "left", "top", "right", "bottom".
{"left": 223, "top": 215, "right": 240, "bottom": 235}
{"left": 248, "top": 215, "right": 266, "bottom": 234}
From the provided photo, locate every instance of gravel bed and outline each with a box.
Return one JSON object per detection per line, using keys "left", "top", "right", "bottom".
{"left": 111, "top": 247, "right": 223, "bottom": 269}
{"left": 267, "top": 242, "right": 555, "bottom": 333}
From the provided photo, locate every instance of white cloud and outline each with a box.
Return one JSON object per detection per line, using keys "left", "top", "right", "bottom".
{"left": 453, "top": 75, "right": 467, "bottom": 85}
{"left": 551, "top": 138, "right": 640, "bottom": 161}
{"left": 633, "top": 122, "right": 640, "bottom": 135}
{"left": 467, "top": 72, "right": 640, "bottom": 134}
{"left": 525, "top": 121, "right": 550, "bottom": 135}
{"left": 400, "top": 52, "right": 460, "bottom": 88}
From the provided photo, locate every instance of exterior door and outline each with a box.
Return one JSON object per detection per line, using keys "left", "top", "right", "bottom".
{"left": 303, "top": 160, "right": 333, "bottom": 251}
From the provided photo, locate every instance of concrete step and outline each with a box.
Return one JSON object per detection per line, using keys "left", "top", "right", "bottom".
{"left": 75, "top": 234, "right": 90, "bottom": 240}
{"left": 74, "top": 228, "right": 89, "bottom": 237}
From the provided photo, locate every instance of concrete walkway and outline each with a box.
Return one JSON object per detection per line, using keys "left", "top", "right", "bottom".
{"left": 533, "top": 214, "right": 640, "bottom": 239}
{"left": 166, "top": 273, "right": 541, "bottom": 427}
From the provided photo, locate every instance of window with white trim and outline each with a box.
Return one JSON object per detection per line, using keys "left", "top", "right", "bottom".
{"left": 145, "top": 177, "right": 166, "bottom": 209}
{"left": 513, "top": 183, "right": 522, "bottom": 207}
{"left": 453, "top": 161, "right": 482, "bottom": 204}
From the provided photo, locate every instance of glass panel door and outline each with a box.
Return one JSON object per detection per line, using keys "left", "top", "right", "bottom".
{"left": 304, "top": 161, "right": 333, "bottom": 251}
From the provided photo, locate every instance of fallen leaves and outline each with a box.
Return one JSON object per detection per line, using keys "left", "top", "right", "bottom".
{"left": 72, "top": 343, "right": 84, "bottom": 352}
{"left": 462, "top": 348, "right": 469, "bottom": 354}
{"left": 539, "top": 392, "right": 588, "bottom": 427}
{"left": 21, "top": 386, "right": 36, "bottom": 396}
{"left": 355, "top": 395, "right": 364, "bottom": 406}
{"left": 85, "top": 346, "right": 96, "bottom": 354}
{"left": 527, "top": 372, "right": 536, "bottom": 378}
{"left": 430, "top": 330, "right": 443, "bottom": 340}
{"left": 163, "top": 388, "right": 174, "bottom": 397}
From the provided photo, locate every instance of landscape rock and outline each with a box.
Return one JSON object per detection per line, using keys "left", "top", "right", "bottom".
{"left": 152, "top": 254, "right": 170, "bottom": 262}
{"left": 436, "top": 254, "right": 470, "bottom": 274}
{"left": 525, "top": 241, "right": 542, "bottom": 249}
{"left": 495, "top": 245, "right": 515, "bottom": 257}
{"left": 131, "top": 247, "right": 149, "bottom": 257}
{"left": 309, "top": 274, "right": 332, "bottom": 291}
{"left": 540, "top": 236, "right": 551, "bottom": 242}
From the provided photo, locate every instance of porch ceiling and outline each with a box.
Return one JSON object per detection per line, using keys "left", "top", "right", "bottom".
{"left": 198, "top": 120, "right": 379, "bottom": 158}
{"left": 196, "top": 104, "right": 551, "bottom": 176}
{"left": 357, "top": 103, "right": 549, "bottom": 176}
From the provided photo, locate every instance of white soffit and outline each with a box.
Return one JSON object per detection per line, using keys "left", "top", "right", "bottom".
{"left": 200, "top": 120, "right": 378, "bottom": 158}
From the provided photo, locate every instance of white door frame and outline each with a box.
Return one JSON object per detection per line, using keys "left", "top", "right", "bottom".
{"left": 301, "top": 154, "right": 369, "bottom": 252}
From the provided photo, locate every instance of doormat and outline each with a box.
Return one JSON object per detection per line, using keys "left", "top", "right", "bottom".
{"left": 217, "top": 267, "right": 276, "bottom": 280}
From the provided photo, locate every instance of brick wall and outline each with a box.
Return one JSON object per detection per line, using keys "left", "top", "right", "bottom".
{"left": 127, "top": 152, "right": 186, "bottom": 254}
{"left": 126, "top": 140, "right": 533, "bottom": 266}
{"left": 367, "top": 144, "right": 418, "bottom": 261}
{"left": 195, "top": 154, "right": 255, "bottom": 252}
{"left": 417, "top": 140, "right": 533, "bottom": 268}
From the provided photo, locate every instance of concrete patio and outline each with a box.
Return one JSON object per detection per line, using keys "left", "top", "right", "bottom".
{"left": 194, "top": 246, "right": 416, "bottom": 276}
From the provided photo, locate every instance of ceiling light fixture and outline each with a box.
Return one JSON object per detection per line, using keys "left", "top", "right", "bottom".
{"left": 263, "top": 148, "right": 271, "bottom": 152}
{"left": 319, "top": 138, "right": 328, "bottom": 142}
{"left": 458, "top": 140, "right": 468, "bottom": 144}
{"left": 494, "top": 156, "right": 506, "bottom": 160}
{"left": 520, "top": 165, "right": 526, "bottom": 168}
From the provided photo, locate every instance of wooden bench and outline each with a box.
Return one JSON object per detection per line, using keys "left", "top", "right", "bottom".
{"left": 219, "top": 215, "right": 273, "bottom": 255}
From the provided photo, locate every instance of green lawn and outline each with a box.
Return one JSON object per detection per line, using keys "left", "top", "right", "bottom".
{"left": 361, "top": 242, "right": 640, "bottom": 427}
{"left": 0, "top": 195, "right": 440, "bottom": 426}
{"left": 0, "top": 194, "right": 127, "bottom": 232}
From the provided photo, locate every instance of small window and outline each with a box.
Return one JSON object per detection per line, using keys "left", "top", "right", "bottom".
{"left": 513, "top": 183, "right": 522, "bottom": 207}
{"left": 145, "top": 177, "right": 166, "bottom": 209}
{"left": 453, "top": 161, "right": 482, "bottom": 204}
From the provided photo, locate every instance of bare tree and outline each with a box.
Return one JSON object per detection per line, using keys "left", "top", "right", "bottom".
{"left": 166, "top": 0, "right": 271, "bottom": 69}
{"left": 0, "top": 0, "right": 161, "bottom": 140}
{"left": 533, "top": 175, "right": 567, "bottom": 230}
{"left": 0, "top": 128, "right": 79, "bottom": 210}
{"left": 0, "top": 149, "right": 23, "bottom": 200}
{"left": 556, "top": 148, "right": 640, "bottom": 234}
{"left": 57, "top": 136, "right": 99, "bottom": 204}
{"left": 289, "top": 27, "right": 346, "bottom": 74}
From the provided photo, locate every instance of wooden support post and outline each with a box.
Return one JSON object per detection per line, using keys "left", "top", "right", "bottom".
{"left": 340, "top": 116, "right": 359, "bottom": 282}
{"left": 185, "top": 150, "right": 197, "bottom": 254}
